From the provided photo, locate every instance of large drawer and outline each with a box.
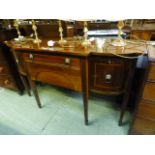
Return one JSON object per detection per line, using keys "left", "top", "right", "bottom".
{"left": 26, "top": 61, "right": 82, "bottom": 92}
{"left": 137, "top": 100, "right": 155, "bottom": 121}
{"left": 131, "top": 116, "right": 155, "bottom": 135}
{"left": 148, "top": 63, "right": 155, "bottom": 81}
{"left": 23, "top": 53, "right": 81, "bottom": 69}
{"left": 143, "top": 82, "right": 155, "bottom": 102}
{"left": 0, "top": 64, "right": 10, "bottom": 75}
{"left": 0, "top": 75, "right": 16, "bottom": 90}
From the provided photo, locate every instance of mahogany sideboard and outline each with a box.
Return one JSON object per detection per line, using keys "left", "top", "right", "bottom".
{"left": 5, "top": 38, "right": 147, "bottom": 125}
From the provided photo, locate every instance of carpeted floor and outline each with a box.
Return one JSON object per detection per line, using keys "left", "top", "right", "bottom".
{"left": 0, "top": 85, "right": 130, "bottom": 135}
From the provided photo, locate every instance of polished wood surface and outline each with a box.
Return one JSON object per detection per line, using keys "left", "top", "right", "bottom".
{"left": 5, "top": 37, "right": 147, "bottom": 125}
{"left": 5, "top": 37, "right": 145, "bottom": 57}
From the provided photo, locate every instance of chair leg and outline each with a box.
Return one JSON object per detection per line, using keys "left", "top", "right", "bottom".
{"left": 20, "top": 75, "right": 31, "bottom": 96}
{"left": 29, "top": 79, "right": 42, "bottom": 108}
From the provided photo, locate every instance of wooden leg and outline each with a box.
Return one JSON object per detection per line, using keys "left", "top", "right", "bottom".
{"left": 29, "top": 80, "right": 42, "bottom": 108}
{"left": 17, "top": 90, "right": 24, "bottom": 95}
{"left": 119, "top": 61, "right": 136, "bottom": 126}
{"left": 119, "top": 92, "right": 130, "bottom": 126}
{"left": 20, "top": 75, "right": 31, "bottom": 96}
{"left": 81, "top": 58, "right": 89, "bottom": 125}
{"left": 82, "top": 92, "right": 89, "bottom": 125}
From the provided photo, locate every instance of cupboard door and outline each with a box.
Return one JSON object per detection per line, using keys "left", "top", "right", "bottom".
{"left": 90, "top": 58, "right": 125, "bottom": 93}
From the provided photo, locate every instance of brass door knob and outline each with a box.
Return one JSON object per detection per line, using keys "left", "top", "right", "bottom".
{"left": 0, "top": 67, "right": 4, "bottom": 73}
{"left": 4, "top": 79, "right": 10, "bottom": 85}
{"left": 105, "top": 74, "right": 112, "bottom": 83}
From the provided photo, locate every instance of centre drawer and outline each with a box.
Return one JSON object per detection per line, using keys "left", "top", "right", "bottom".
{"left": 24, "top": 53, "right": 81, "bottom": 69}
{"left": 26, "top": 61, "right": 82, "bottom": 92}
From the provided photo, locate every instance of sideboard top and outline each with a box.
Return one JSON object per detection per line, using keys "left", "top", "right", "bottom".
{"left": 5, "top": 37, "right": 148, "bottom": 58}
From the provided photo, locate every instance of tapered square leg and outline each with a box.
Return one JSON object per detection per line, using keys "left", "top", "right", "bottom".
{"left": 81, "top": 58, "right": 89, "bottom": 125}
{"left": 29, "top": 80, "right": 42, "bottom": 108}
{"left": 20, "top": 75, "right": 31, "bottom": 96}
{"left": 119, "top": 60, "right": 136, "bottom": 126}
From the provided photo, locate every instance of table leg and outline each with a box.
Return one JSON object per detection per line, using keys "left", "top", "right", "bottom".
{"left": 81, "top": 58, "right": 89, "bottom": 125}
{"left": 29, "top": 79, "right": 42, "bottom": 108}
{"left": 119, "top": 60, "right": 136, "bottom": 126}
{"left": 20, "top": 75, "right": 31, "bottom": 96}
{"left": 82, "top": 91, "right": 89, "bottom": 125}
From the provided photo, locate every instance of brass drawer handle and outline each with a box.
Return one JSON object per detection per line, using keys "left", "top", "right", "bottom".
{"left": 29, "top": 53, "right": 34, "bottom": 60}
{"left": 0, "top": 67, "right": 4, "bottom": 73}
{"left": 105, "top": 74, "right": 112, "bottom": 83}
{"left": 65, "top": 57, "right": 70, "bottom": 65}
{"left": 4, "top": 79, "right": 10, "bottom": 85}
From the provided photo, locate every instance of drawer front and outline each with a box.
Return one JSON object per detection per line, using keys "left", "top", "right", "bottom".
{"left": 0, "top": 75, "right": 16, "bottom": 90}
{"left": 148, "top": 63, "right": 155, "bottom": 81}
{"left": 137, "top": 100, "right": 155, "bottom": 121}
{"left": 0, "top": 64, "right": 10, "bottom": 75}
{"left": 26, "top": 62, "right": 82, "bottom": 92}
{"left": 90, "top": 59, "right": 125, "bottom": 92}
{"left": 143, "top": 82, "right": 155, "bottom": 102}
{"left": 24, "top": 53, "right": 81, "bottom": 69}
{"left": 131, "top": 117, "right": 155, "bottom": 135}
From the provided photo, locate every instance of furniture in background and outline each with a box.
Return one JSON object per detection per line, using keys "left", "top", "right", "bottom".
{"left": 129, "top": 45, "right": 155, "bottom": 134}
{"left": 130, "top": 30, "right": 152, "bottom": 41}
{"left": 18, "top": 20, "right": 67, "bottom": 39}
{"left": 0, "top": 43, "right": 24, "bottom": 94}
{"left": 0, "top": 29, "right": 24, "bottom": 94}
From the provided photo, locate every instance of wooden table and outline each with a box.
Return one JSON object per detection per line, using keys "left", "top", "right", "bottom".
{"left": 5, "top": 38, "right": 147, "bottom": 125}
